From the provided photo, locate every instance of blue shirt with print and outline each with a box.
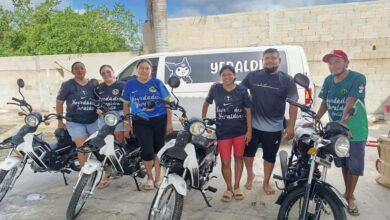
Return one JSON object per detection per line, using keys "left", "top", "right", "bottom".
{"left": 121, "top": 77, "right": 170, "bottom": 119}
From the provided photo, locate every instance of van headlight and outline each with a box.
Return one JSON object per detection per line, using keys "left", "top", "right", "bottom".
{"left": 333, "top": 135, "right": 350, "bottom": 157}
{"left": 104, "top": 113, "right": 118, "bottom": 127}
{"left": 25, "top": 114, "right": 40, "bottom": 127}
{"left": 189, "top": 121, "right": 206, "bottom": 136}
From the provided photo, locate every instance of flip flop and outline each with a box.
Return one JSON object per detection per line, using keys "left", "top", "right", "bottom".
{"left": 348, "top": 206, "right": 360, "bottom": 216}
{"left": 143, "top": 179, "right": 155, "bottom": 191}
{"left": 234, "top": 188, "right": 244, "bottom": 200}
{"left": 221, "top": 190, "right": 234, "bottom": 202}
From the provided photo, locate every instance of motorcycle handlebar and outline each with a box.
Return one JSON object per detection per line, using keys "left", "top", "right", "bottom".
{"left": 286, "top": 98, "right": 316, "bottom": 116}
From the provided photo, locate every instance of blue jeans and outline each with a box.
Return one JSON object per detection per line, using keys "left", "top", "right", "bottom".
{"left": 66, "top": 120, "right": 99, "bottom": 141}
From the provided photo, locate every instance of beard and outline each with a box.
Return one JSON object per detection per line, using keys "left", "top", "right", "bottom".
{"left": 264, "top": 66, "right": 279, "bottom": 74}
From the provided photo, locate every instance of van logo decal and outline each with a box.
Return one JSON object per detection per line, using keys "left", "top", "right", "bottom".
{"left": 166, "top": 57, "right": 193, "bottom": 84}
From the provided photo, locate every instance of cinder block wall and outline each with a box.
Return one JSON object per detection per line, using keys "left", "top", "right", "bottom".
{"left": 0, "top": 52, "right": 136, "bottom": 112}
{"left": 143, "top": 0, "right": 390, "bottom": 114}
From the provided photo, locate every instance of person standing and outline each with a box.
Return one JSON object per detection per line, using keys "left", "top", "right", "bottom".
{"left": 316, "top": 49, "right": 368, "bottom": 216}
{"left": 202, "top": 65, "right": 252, "bottom": 202}
{"left": 241, "top": 48, "right": 298, "bottom": 195}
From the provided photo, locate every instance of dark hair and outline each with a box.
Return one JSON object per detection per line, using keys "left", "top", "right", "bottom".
{"left": 136, "top": 59, "right": 153, "bottom": 69}
{"left": 71, "top": 61, "right": 85, "bottom": 72}
{"left": 219, "top": 65, "right": 236, "bottom": 76}
{"left": 263, "top": 48, "right": 280, "bottom": 56}
{"left": 99, "top": 64, "right": 114, "bottom": 74}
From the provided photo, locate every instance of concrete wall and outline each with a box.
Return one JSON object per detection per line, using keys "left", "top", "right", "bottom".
{"left": 143, "top": 0, "right": 390, "bottom": 115}
{"left": 0, "top": 52, "right": 137, "bottom": 112}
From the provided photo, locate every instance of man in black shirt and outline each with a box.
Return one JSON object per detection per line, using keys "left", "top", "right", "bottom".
{"left": 241, "top": 48, "right": 298, "bottom": 195}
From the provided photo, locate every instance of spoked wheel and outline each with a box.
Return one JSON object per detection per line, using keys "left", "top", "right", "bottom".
{"left": 66, "top": 172, "right": 97, "bottom": 220}
{"left": 148, "top": 184, "right": 184, "bottom": 220}
{"left": 277, "top": 187, "right": 346, "bottom": 220}
{"left": 0, "top": 167, "right": 18, "bottom": 202}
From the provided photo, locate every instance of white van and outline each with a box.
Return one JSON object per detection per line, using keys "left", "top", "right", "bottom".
{"left": 117, "top": 46, "right": 315, "bottom": 131}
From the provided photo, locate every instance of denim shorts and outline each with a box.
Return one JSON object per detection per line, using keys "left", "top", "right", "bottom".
{"left": 98, "top": 111, "right": 125, "bottom": 132}
{"left": 334, "top": 141, "right": 366, "bottom": 176}
{"left": 66, "top": 120, "right": 99, "bottom": 141}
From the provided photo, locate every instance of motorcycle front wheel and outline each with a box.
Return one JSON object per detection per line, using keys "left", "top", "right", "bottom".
{"left": 148, "top": 184, "right": 184, "bottom": 220}
{"left": 277, "top": 187, "right": 346, "bottom": 220}
{"left": 66, "top": 172, "right": 97, "bottom": 220}
{"left": 0, "top": 167, "right": 18, "bottom": 202}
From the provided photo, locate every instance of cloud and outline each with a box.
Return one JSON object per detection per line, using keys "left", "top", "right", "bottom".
{"left": 169, "top": 0, "right": 374, "bottom": 17}
{"left": 0, "top": 0, "right": 71, "bottom": 11}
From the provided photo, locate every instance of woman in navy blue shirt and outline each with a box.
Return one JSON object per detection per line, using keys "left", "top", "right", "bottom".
{"left": 56, "top": 62, "right": 98, "bottom": 167}
{"left": 121, "top": 59, "right": 173, "bottom": 190}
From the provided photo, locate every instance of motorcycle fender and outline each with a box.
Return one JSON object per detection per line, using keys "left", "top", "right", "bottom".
{"left": 157, "top": 139, "right": 176, "bottom": 159}
{"left": 80, "top": 159, "right": 102, "bottom": 175}
{"left": 16, "top": 133, "right": 34, "bottom": 152}
{"left": 98, "top": 135, "right": 115, "bottom": 156}
{"left": 160, "top": 173, "right": 187, "bottom": 196}
{"left": 183, "top": 143, "right": 199, "bottom": 187}
{"left": 314, "top": 180, "right": 348, "bottom": 208}
{"left": 85, "top": 131, "right": 99, "bottom": 142}
{"left": 0, "top": 156, "right": 22, "bottom": 171}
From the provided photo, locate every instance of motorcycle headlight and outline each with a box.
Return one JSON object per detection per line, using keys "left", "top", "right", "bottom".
{"left": 189, "top": 121, "right": 206, "bottom": 136}
{"left": 333, "top": 135, "right": 350, "bottom": 157}
{"left": 25, "top": 114, "right": 40, "bottom": 127}
{"left": 104, "top": 113, "right": 118, "bottom": 127}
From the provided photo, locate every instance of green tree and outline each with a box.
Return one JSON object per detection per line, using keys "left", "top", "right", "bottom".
{"left": 0, "top": 0, "right": 141, "bottom": 56}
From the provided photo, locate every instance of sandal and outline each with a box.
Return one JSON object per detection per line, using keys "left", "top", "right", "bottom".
{"left": 348, "top": 205, "right": 360, "bottom": 216}
{"left": 221, "top": 190, "right": 233, "bottom": 202}
{"left": 234, "top": 188, "right": 244, "bottom": 200}
{"left": 97, "top": 179, "right": 110, "bottom": 189}
{"left": 143, "top": 179, "right": 155, "bottom": 191}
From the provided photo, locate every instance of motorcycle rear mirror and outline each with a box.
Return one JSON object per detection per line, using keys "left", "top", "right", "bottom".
{"left": 17, "top": 78, "right": 25, "bottom": 88}
{"left": 167, "top": 76, "right": 180, "bottom": 89}
{"left": 90, "top": 78, "right": 99, "bottom": 88}
{"left": 146, "top": 100, "right": 156, "bottom": 109}
{"left": 294, "top": 73, "right": 310, "bottom": 89}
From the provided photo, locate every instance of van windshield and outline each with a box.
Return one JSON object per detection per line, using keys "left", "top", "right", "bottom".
{"left": 118, "top": 57, "right": 159, "bottom": 82}
{"left": 164, "top": 51, "right": 288, "bottom": 84}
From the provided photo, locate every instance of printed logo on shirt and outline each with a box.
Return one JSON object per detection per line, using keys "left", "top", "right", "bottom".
{"left": 341, "top": 88, "right": 348, "bottom": 95}
{"left": 224, "top": 95, "right": 232, "bottom": 102}
{"left": 112, "top": 89, "right": 119, "bottom": 95}
{"left": 149, "top": 86, "right": 157, "bottom": 93}
{"left": 358, "top": 84, "right": 365, "bottom": 94}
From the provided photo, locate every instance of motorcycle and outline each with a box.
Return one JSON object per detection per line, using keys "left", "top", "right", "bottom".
{"left": 274, "top": 73, "right": 353, "bottom": 220}
{"left": 66, "top": 90, "right": 146, "bottom": 220}
{"left": 0, "top": 78, "right": 80, "bottom": 202}
{"left": 148, "top": 76, "right": 219, "bottom": 220}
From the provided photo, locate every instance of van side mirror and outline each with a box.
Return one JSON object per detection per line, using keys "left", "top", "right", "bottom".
{"left": 168, "top": 76, "right": 180, "bottom": 89}
{"left": 294, "top": 73, "right": 310, "bottom": 89}
{"left": 17, "top": 78, "right": 25, "bottom": 88}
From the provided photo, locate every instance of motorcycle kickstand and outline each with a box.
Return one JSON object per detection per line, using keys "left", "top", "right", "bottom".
{"left": 61, "top": 171, "right": 69, "bottom": 186}
{"left": 133, "top": 176, "right": 141, "bottom": 191}
{"left": 199, "top": 189, "right": 212, "bottom": 207}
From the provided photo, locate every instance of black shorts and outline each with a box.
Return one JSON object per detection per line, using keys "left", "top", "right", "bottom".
{"left": 132, "top": 115, "right": 167, "bottom": 161}
{"left": 244, "top": 128, "right": 282, "bottom": 163}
